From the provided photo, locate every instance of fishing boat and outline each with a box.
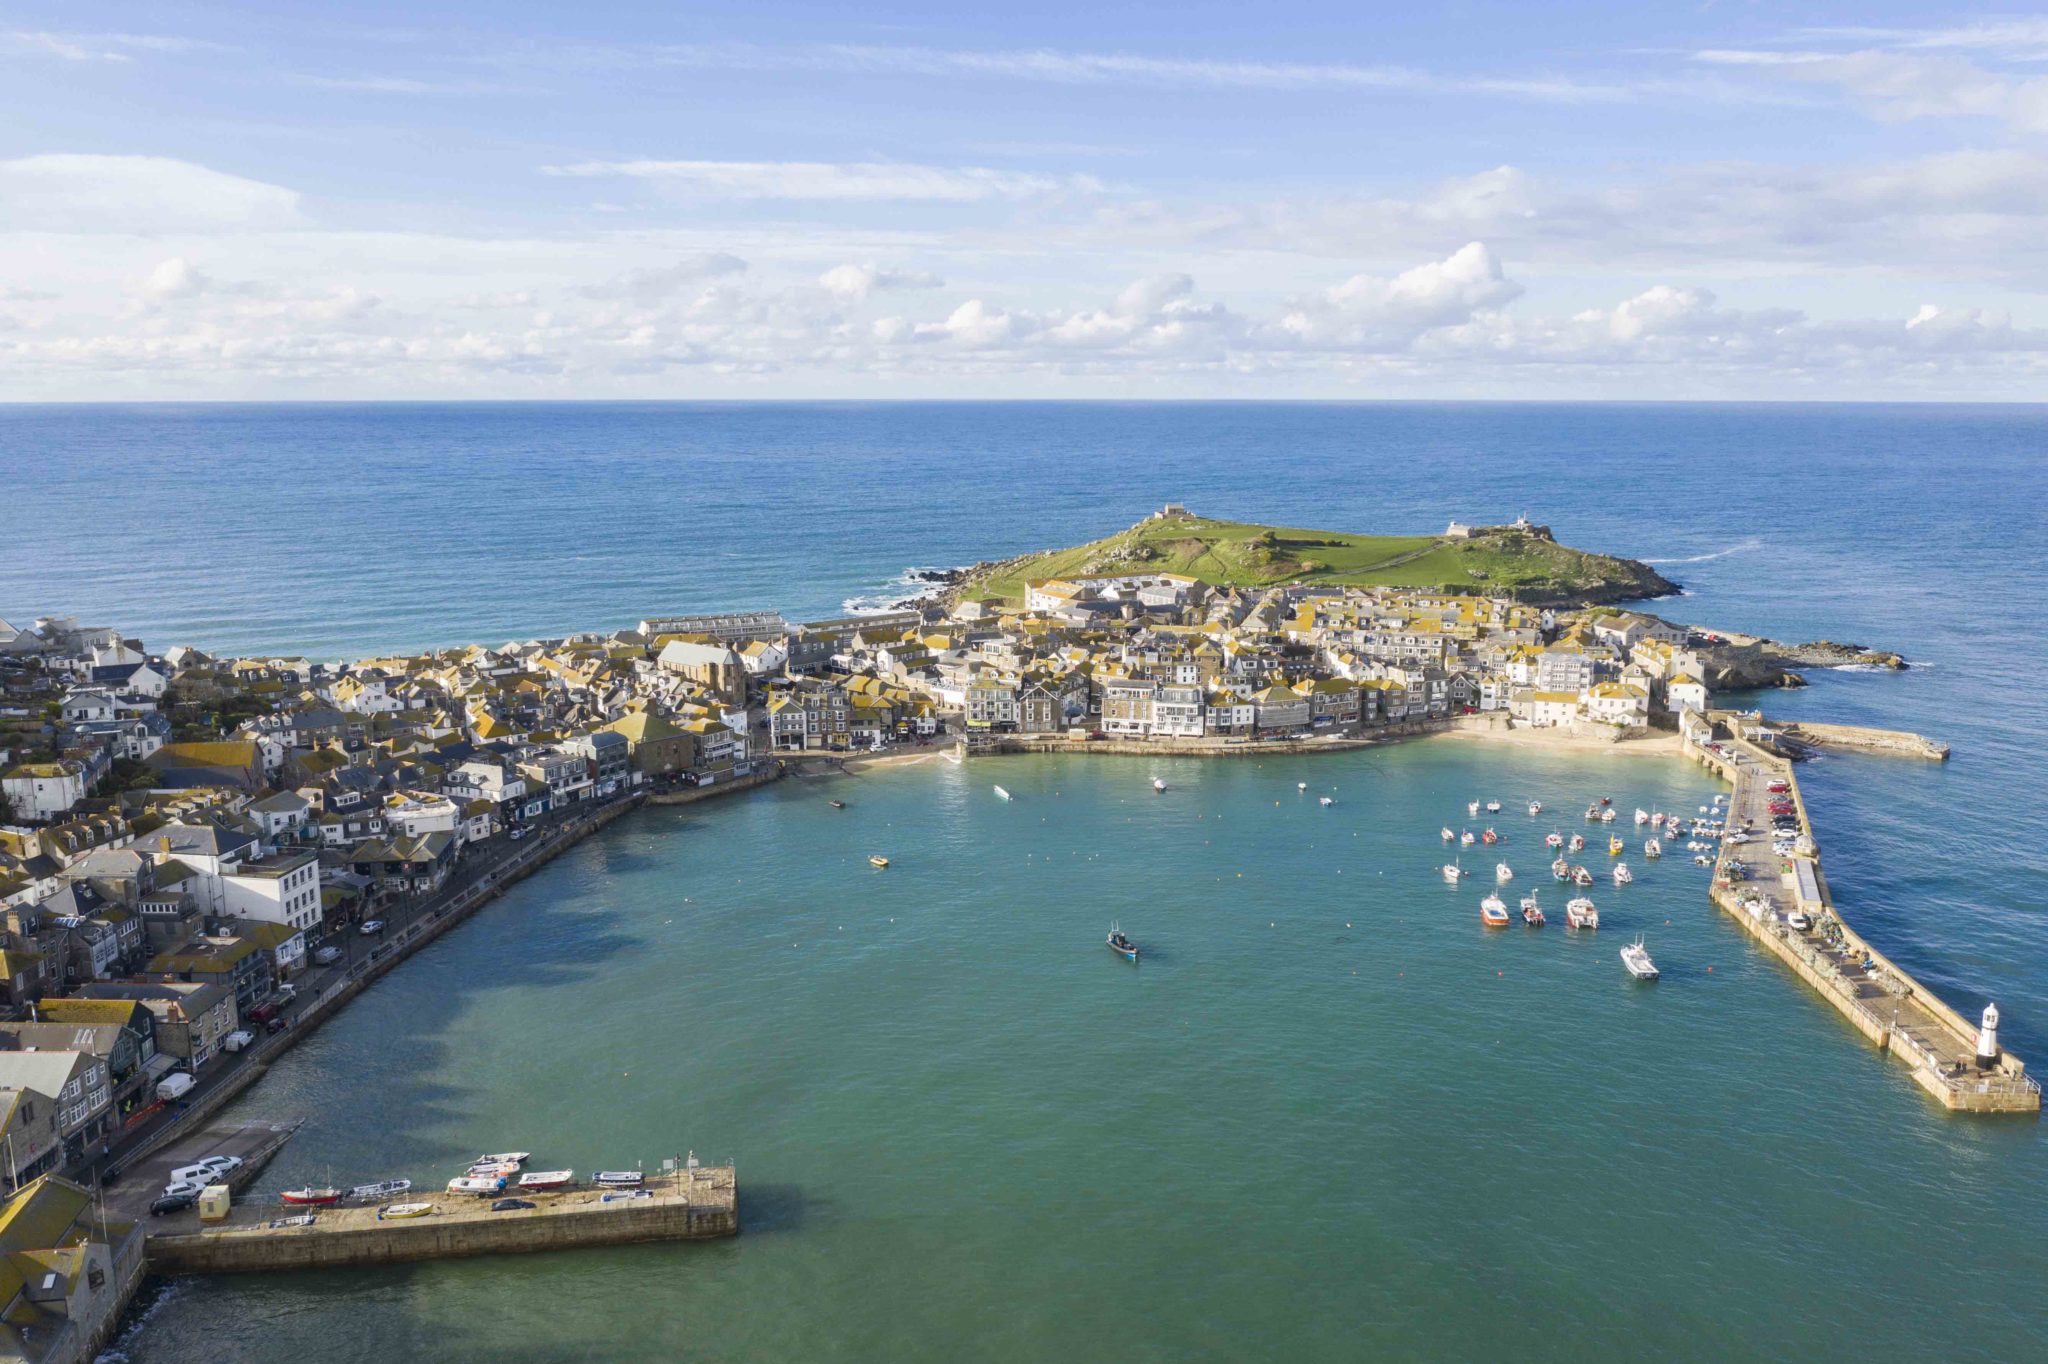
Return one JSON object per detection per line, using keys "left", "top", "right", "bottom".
{"left": 829, "top": 799, "right": 846, "bottom": 809}
{"left": 1460, "top": 830, "right": 1476, "bottom": 846}
{"left": 1153, "top": 778, "right": 1167, "bottom": 792}
{"left": 594, "top": 1171, "right": 644, "bottom": 1188}
{"left": 1521, "top": 896, "right": 1545, "bottom": 926}
{"left": 1608, "top": 836, "right": 1625, "bottom": 856}
{"left": 1694, "top": 854, "right": 1713, "bottom": 866}
{"left": 1620, "top": 938, "right": 1660, "bottom": 980}
{"left": 1442, "top": 862, "right": 1467, "bottom": 883}
{"left": 1480, "top": 894, "right": 1511, "bottom": 928}
{"left": 1613, "top": 863, "right": 1633, "bottom": 885}
{"left": 1495, "top": 861, "right": 1513, "bottom": 883}
{"left": 869, "top": 855, "right": 890, "bottom": 868}
{"left": 1485, "top": 800, "right": 1502, "bottom": 813}
{"left": 993, "top": 784, "right": 1013, "bottom": 801}
{"left": 1481, "top": 829, "right": 1500, "bottom": 845}
{"left": 1468, "top": 800, "right": 1481, "bottom": 817}
{"left": 1645, "top": 839, "right": 1662, "bottom": 859}
{"left": 476, "top": 1152, "right": 530, "bottom": 1165}
{"left": 1571, "top": 866, "right": 1595, "bottom": 887}
{"left": 348, "top": 1179, "right": 412, "bottom": 1201}
{"left": 280, "top": 1186, "right": 342, "bottom": 1207}
{"left": 1319, "top": 796, "right": 1333, "bottom": 807}
{"left": 1566, "top": 897, "right": 1599, "bottom": 930}
{"left": 1528, "top": 801, "right": 1542, "bottom": 816}
{"left": 1441, "top": 827, "right": 1456, "bottom": 843}
{"left": 1106, "top": 924, "right": 1140, "bottom": 961}
{"left": 378, "top": 1202, "right": 435, "bottom": 1220}
{"left": 518, "top": 1169, "right": 575, "bottom": 1190}
{"left": 447, "top": 1176, "right": 506, "bottom": 1196}
{"left": 1551, "top": 857, "right": 1570, "bottom": 881}
{"left": 1568, "top": 833, "right": 1586, "bottom": 853}
{"left": 1545, "top": 831, "right": 1563, "bottom": 849}
{"left": 1634, "top": 808, "right": 1651, "bottom": 826}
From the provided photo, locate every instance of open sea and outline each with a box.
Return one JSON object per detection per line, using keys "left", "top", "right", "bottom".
{"left": 4, "top": 402, "right": 2046, "bottom": 1362}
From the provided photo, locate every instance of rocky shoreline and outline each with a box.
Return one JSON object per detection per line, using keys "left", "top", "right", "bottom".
{"left": 1693, "top": 630, "right": 1907, "bottom": 690}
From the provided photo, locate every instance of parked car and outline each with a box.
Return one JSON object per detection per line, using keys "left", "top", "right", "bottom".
{"left": 246, "top": 1003, "right": 280, "bottom": 1025}
{"left": 161, "top": 1180, "right": 205, "bottom": 1200}
{"left": 275, "top": 984, "right": 297, "bottom": 1002}
{"left": 197, "top": 1155, "right": 243, "bottom": 1177}
{"left": 508, "top": 827, "right": 530, "bottom": 841}
{"left": 265, "top": 1015, "right": 289, "bottom": 1033}
{"left": 313, "top": 945, "right": 342, "bottom": 965}
{"left": 150, "top": 1192, "right": 197, "bottom": 1216}
{"left": 360, "top": 919, "right": 386, "bottom": 936}
{"left": 490, "top": 1198, "right": 536, "bottom": 1212}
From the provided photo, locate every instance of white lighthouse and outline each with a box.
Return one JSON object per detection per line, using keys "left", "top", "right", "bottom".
{"left": 1976, "top": 1003, "right": 2002, "bottom": 1070}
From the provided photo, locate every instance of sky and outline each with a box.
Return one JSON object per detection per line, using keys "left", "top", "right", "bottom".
{"left": 6, "top": 2, "right": 2048, "bottom": 400}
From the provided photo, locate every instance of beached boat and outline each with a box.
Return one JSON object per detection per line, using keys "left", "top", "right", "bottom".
{"left": 348, "top": 1179, "right": 412, "bottom": 1201}
{"left": 1528, "top": 801, "right": 1542, "bottom": 816}
{"left": 1442, "top": 827, "right": 1456, "bottom": 843}
{"left": 378, "top": 1202, "right": 435, "bottom": 1220}
{"left": 1608, "top": 836, "right": 1625, "bottom": 856}
{"left": 518, "top": 1169, "right": 575, "bottom": 1190}
{"left": 1442, "top": 862, "right": 1466, "bottom": 883}
{"left": 1521, "top": 895, "right": 1545, "bottom": 926}
{"left": 1566, "top": 897, "right": 1599, "bottom": 930}
{"left": 993, "top": 784, "right": 1013, "bottom": 801}
{"left": 467, "top": 1160, "right": 520, "bottom": 1179}
{"left": 1620, "top": 938, "right": 1660, "bottom": 980}
{"left": 476, "top": 1152, "right": 530, "bottom": 1165}
{"left": 1551, "top": 857, "right": 1570, "bottom": 881}
{"left": 1481, "top": 894, "right": 1510, "bottom": 928}
{"left": 869, "top": 855, "right": 890, "bottom": 868}
{"left": 1613, "top": 863, "right": 1633, "bottom": 885}
{"left": 1645, "top": 839, "right": 1662, "bottom": 859}
{"left": 1106, "top": 924, "right": 1139, "bottom": 961}
{"left": 280, "top": 1187, "right": 342, "bottom": 1207}
{"left": 595, "top": 1171, "right": 644, "bottom": 1188}
{"left": 1495, "top": 862, "right": 1513, "bottom": 883}
{"left": 447, "top": 1176, "right": 506, "bottom": 1196}
{"left": 1545, "top": 831, "right": 1563, "bottom": 848}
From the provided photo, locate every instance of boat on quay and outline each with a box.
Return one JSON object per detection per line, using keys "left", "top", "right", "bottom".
{"left": 378, "top": 1202, "right": 435, "bottom": 1220}
{"left": 1621, "top": 938, "right": 1660, "bottom": 980}
{"left": 1613, "top": 863, "right": 1633, "bottom": 885}
{"left": 1107, "top": 924, "right": 1140, "bottom": 961}
{"left": 1481, "top": 894, "right": 1511, "bottom": 928}
{"left": 1521, "top": 895, "right": 1545, "bottom": 926}
{"left": 448, "top": 1175, "right": 507, "bottom": 1196}
{"left": 280, "top": 1186, "right": 342, "bottom": 1207}
{"left": 595, "top": 1170, "right": 645, "bottom": 1188}
{"left": 518, "top": 1169, "right": 575, "bottom": 1190}
{"left": 348, "top": 1179, "right": 412, "bottom": 1201}
{"left": 1566, "top": 897, "right": 1600, "bottom": 930}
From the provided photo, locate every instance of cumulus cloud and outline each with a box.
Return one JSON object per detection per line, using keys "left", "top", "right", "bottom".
{"left": 542, "top": 159, "right": 1104, "bottom": 201}
{"left": 1268, "top": 243, "right": 1523, "bottom": 351}
{"left": 817, "top": 263, "right": 943, "bottom": 300}
{"left": 137, "top": 257, "right": 212, "bottom": 302}
{"left": 0, "top": 154, "right": 301, "bottom": 232}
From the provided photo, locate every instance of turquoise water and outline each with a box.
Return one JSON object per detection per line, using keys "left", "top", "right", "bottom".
{"left": 118, "top": 746, "right": 2046, "bottom": 1362}
{"left": 4, "top": 401, "right": 2035, "bottom": 1359}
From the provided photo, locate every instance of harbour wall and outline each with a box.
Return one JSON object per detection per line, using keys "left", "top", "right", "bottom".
{"left": 644, "top": 763, "right": 784, "bottom": 805}
{"left": 1772, "top": 720, "right": 1950, "bottom": 761}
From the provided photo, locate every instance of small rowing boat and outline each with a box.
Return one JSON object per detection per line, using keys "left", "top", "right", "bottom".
{"left": 378, "top": 1202, "right": 435, "bottom": 1220}
{"left": 1441, "top": 827, "right": 1455, "bottom": 843}
{"left": 1495, "top": 861, "right": 1513, "bottom": 882}
{"left": 869, "top": 855, "right": 890, "bottom": 868}
{"left": 829, "top": 799, "right": 846, "bottom": 809}
{"left": 348, "top": 1179, "right": 412, "bottom": 1201}
{"left": 1154, "top": 778, "right": 1167, "bottom": 792}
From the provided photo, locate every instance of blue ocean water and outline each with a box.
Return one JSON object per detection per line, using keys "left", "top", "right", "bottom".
{"left": 6, "top": 402, "right": 2046, "bottom": 1361}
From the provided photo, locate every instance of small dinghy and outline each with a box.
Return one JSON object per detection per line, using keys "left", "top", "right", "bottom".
{"left": 1106, "top": 924, "right": 1140, "bottom": 961}
{"left": 1442, "top": 827, "right": 1456, "bottom": 843}
{"left": 1442, "top": 862, "right": 1467, "bottom": 883}
{"left": 1481, "top": 828, "right": 1500, "bottom": 845}
{"left": 349, "top": 1179, "right": 412, "bottom": 1201}
{"left": 1153, "top": 778, "right": 1167, "bottom": 793}
{"left": 1460, "top": 830, "right": 1476, "bottom": 846}
{"left": 869, "top": 855, "right": 890, "bottom": 868}
{"left": 1468, "top": 800, "right": 1481, "bottom": 817}
{"left": 829, "top": 799, "right": 846, "bottom": 809}
{"left": 1495, "top": 861, "right": 1513, "bottom": 882}
{"left": 1486, "top": 800, "right": 1502, "bottom": 813}
{"left": 993, "top": 784, "right": 1013, "bottom": 801}
{"left": 1319, "top": 796, "right": 1333, "bottom": 807}
{"left": 1528, "top": 801, "right": 1542, "bottom": 816}
{"left": 476, "top": 1152, "right": 530, "bottom": 1166}
{"left": 378, "top": 1202, "right": 435, "bottom": 1220}
{"left": 1569, "top": 833, "right": 1586, "bottom": 852}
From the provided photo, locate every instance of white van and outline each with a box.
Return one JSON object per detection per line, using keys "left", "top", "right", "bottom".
{"left": 222, "top": 1030, "right": 255, "bottom": 1053}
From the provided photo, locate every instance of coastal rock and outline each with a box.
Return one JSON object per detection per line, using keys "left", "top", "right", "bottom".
{"left": 1692, "top": 630, "right": 1903, "bottom": 690}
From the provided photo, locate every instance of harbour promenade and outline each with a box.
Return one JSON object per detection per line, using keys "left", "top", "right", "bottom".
{"left": 1683, "top": 713, "right": 2038, "bottom": 1113}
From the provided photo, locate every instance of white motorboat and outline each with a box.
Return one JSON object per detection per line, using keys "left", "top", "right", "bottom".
{"left": 348, "top": 1179, "right": 412, "bottom": 1201}
{"left": 1468, "top": 800, "right": 1481, "bottom": 817}
{"left": 476, "top": 1152, "right": 530, "bottom": 1166}
{"left": 1481, "top": 893, "right": 1510, "bottom": 927}
{"left": 1571, "top": 866, "right": 1595, "bottom": 886}
{"left": 1300, "top": 782, "right": 1309, "bottom": 792}
{"left": 518, "top": 1169, "right": 575, "bottom": 1190}
{"left": 1460, "top": 830, "right": 1476, "bottom": 846}
{"left": 1486, "top": 800, "right": 1502, "bottom": 813}
{"left": 1612, "top": 863, "right": 1633, "bottom": 885}
{"left": 1566, "top": 897, "right": 1599, "bottom": 929}
{"left": 1634, "top": 808, "right": 1650, "bottom": 826}
{"left": 595, "top": 1170, "right": 644, "bottom": 1188}
{"left": 1644, "top": 839, "right": 1662, "bottom": 859}
{"left": 447, "top": 1175, "right": 506, "bottom": 1196}
{"left": 1551, "top": 857, "right": 1570, "bottom": 881}
{"left": 467, "top": 1161, "right": 520, "bottom": 1179}
{"left": 1319, "top": 796, "right": 1333, "bottom": 807}
{"left": 1600, "top": 807, "right": 1618, "bottom": 823}
{"left": 1520, "top": 895, "right": 1545, "bottom": 926}
{"left": 1153, "top": 778, "right": 1167, "bottom": 793}
{"left": 1528, "top": 801, "right": 1542, "bottom": 816}
{"left": 1569, "top": 834, "right": 1586, "bottom": 853}
{"left": 1442, "top": 827, "right": 1456, "bottom": 843}
{"left": 1620, "top": 937, "right": 1660, "bottom": 980}
{"left": 1495, "top": 862, "right": 1513, "bottom": 883}
{"left": 1545, "top": 831, "right": 1564, "bottom": 848}
{"left": 993, "top": 784, "right": 1013, "bottom": 801}
{"left": 1442, "top": 862, "right": 1467, "bottom": 883}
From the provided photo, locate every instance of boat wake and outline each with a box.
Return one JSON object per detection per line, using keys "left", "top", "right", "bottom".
{"left": 1640, "top": 536, "right": 1762, "bottom": 565}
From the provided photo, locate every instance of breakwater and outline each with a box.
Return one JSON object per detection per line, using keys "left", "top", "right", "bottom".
{"left": 145, "top": 1167, "right": 738, "bottom": 1275}
{"left": 1772, "top": 719, "right": 1950, "bottom": 761}
{"left": 1684, "top": 716, "right": 2035, "bottom": 1113}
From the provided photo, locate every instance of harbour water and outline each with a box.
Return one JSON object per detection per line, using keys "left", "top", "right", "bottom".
{"left": 4, "top": 402, "right": 2042, "bottom": 1360}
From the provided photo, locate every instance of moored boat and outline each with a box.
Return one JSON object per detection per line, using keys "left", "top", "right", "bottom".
{"left": 1480, "top": 894, "right": 1510, "bottom": 927}
{"left": 1620, "top": 937, "right": 1660, "bottom": 980}
{"left": 1481, "top": 828, "right": 1500, "bottom": 845}
{"left": 476, "top": 1152, "right": 530, "bottom": 1165}
{"left": 1495, "top": 861, "right": 1513, "bottom": 883}
{"left": 1468, "top": 800, "right": 1481, "bottom": 817}
{"left": 993, "top": 784, "right": 1013, "bottom": 801}
{"left": 1566, "top": 897, "right": 1599, "bottom": 930}
{"left": 1600, "top": 807, "right": 1617, "bottom": 823}
{"left": 828, "top": 799, "right": 846, "bottom": 809}
{"left": 1486, "top": 800, "right": 1502, "bottom": 813}
{"left": 1584, "top": 803, "right": 1601, "bottom": 820}
{"left": 1634, "top": 808, "right": 1650, "bottom": 826}
{"left": 378, "top": 1202, "right": 435, "bottom": 1220}
{"left": 1106, "top": 924, "right": 1140, "bottom": 961}
{"left": 1645, "top": 839, "right": 1662, "bottom": 859}
{"left": 1460, "top": 830, "right": 1476, "bottom": 846}
{"left": 595, "top": 1170, "right": 644, "bottom": 1187}
{"left": 1153, "top": 778, "right": 1167, "bottom": 793}
{"left": 1608, "top": 835, "right": 1625, "bottom": 856}
{"left": 1319, "top": 796, "right": 1333, "bottom": 807}
{"left": 1571, "top": 866, "right": 1595, "bottom": 886}
{"left": 1545, "top": 831, "right": 1563, "bottom": 848}
{"left": 1442, "top": 862, "right": 1466, "bottom": 883}
{"left": 280, "top": 1186, "right": 342, "bottom": 1207}
{"left": 1521, "top": 895, "right": 1545, "bottom": 926}
{"left": 1442, "top": 827, "right": 1456, "bottom": 843}
{"left": 1569, "top": 833, "right": 1586, "bottom": 852}
{"left": 869, "top": 855, "right": 890, "bottom": 868}
{"left": 1528, "top": 801, "right": 1542, "bottom": 816}
{"left": 1551, "top": 857, "right": 1570, "bottom": 881}
{"left": 518, "top": 1169, "right": 575, "bottom": 1190}
{"left": 1613, "top": 863, "right": 1633, "bottom": 885}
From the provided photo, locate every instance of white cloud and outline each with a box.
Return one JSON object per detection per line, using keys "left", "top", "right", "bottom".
{"left": 2, "top": 31, "right": 225, "bottom": 62}
{"left": 1268, "top": 243, "right": 1523, "bottom": 351}
{"left": 0, "top": 155, "right": 300, "bottom": 232}
{"left": 137, "top": 257, "right": 212, "bottom": 302}
{"left": 817, "top": 262, "right": 943, "bottom": 300}
{"left": 542, "top": 159, "right": 1105, "bottom": 201}
{"left": 578, "top": 252, "right": 748, "bottom": 303}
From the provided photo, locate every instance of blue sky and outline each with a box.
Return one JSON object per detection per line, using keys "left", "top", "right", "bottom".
{"left": 6, "top": 2, "right": 2048, "bottom": 398}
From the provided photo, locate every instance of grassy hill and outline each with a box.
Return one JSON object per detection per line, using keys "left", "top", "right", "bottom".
{"left": 961, "top": 512, "right": 1676, "bottom": 607}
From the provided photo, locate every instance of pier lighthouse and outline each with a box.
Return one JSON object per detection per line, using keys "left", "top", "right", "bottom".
{"left": 1977, "top": 1004, "right": 2002, "bottom": 1071}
